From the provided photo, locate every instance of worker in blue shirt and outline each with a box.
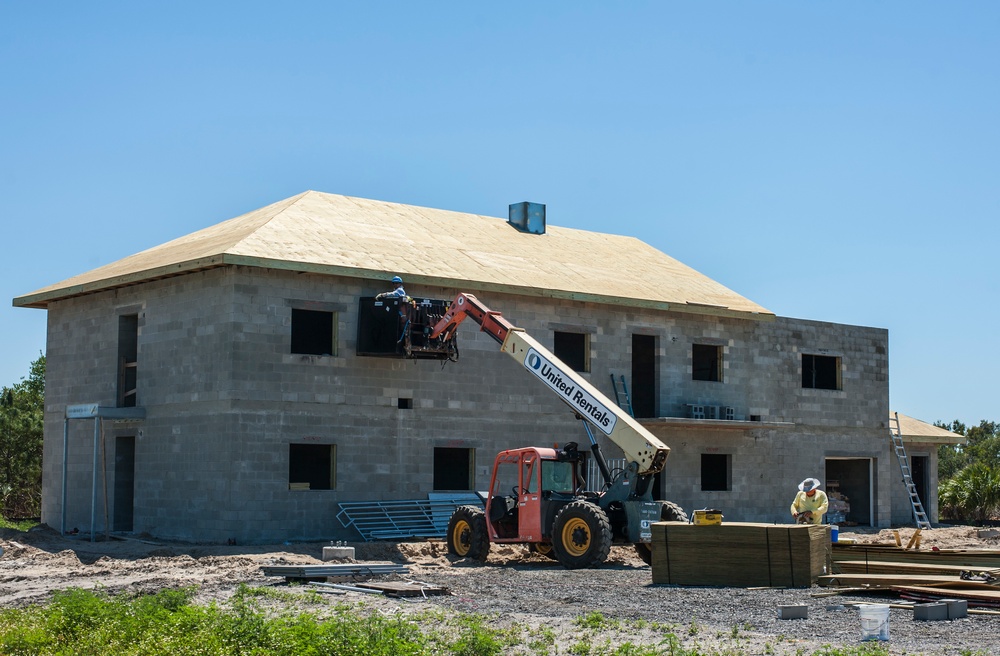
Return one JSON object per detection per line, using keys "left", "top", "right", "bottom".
{"left": 376, "top": 276, "right": 407, "bottom": 300}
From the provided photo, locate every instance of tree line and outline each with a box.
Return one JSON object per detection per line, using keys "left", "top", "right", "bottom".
{"left": 937, "top": 419, "right": 1000, "bottom": 523}
{"left": 1, "top": 354, "right": 44, "bottom": 519}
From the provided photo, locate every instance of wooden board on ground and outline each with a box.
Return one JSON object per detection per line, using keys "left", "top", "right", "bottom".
{"left": 651, "top": 522, "right": 829, "bottom": 588}
{"left": 893, "top": 582, "right": 1000, "bottom": 608}
{"left": 833, "top": 544, "right": 1000, "bottom": 569}
{"left": 819, "top": 572, "right": 965, "bottom": 589}
{"left": 834, "top": 560, "right": 1000, "bottom": 578}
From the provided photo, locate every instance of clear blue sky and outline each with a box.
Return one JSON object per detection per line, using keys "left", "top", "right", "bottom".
{"left": 2, "top": 2, "right": 996, "bottom": 427}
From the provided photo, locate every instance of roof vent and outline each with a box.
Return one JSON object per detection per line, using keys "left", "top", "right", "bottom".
{"left": 508, "top": 202, "right": 546, "bottom": 235}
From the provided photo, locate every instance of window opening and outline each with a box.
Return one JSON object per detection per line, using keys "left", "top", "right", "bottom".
{"left": 117, "top": 314, "right": 138, "bottom": 407}
{"left": 433, "top": 447, "right": 474, "bottom": 490}
{"left": 701, "top": 453, "right": 731, "bottom": 491}
{"left": 288, "top": 443, "right": 336, "bottom": 490}
{"left": 802, "top": 354, "right": 840, "bottom": 390}
{"left": 692, "top": 344, "right": 722, "bottom": 382}
{"left": 553, "top": 331, "right": 589, "bottom": 372}
{"left": 291, "top": 309, "right": 336, "bottom": 356}
{"left": 398, "top": 398, "right": 413, "bottom": 409}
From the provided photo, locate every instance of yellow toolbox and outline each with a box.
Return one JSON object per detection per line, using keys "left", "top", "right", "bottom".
{"left": 692, "top": 509, "right": 723, "bottom": 525}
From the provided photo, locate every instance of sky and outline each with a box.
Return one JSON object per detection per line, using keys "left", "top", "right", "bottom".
{"left": 1, "top": 2, "right": 996, "bottom": 428}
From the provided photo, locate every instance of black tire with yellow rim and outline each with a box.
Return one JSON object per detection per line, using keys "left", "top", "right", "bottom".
{"left": 446, "top": 505, "right": 490, "bottom": 561}
{"left": 551, "top": 500, "right": 612, "bottom": 569}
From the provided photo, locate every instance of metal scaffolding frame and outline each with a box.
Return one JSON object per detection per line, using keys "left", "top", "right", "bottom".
{"left": 336, "top": 493, "right": 484, "bottom": 541}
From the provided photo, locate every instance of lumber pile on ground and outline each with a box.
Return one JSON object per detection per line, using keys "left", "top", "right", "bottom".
{"left": 650, "top": 521, "right": 829, "bottom": 588}
{"left": 822, "top": 542, "right": 1000, "bottom": 606}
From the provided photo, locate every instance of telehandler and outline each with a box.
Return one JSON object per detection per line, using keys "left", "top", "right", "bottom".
{"left": 429, "top": 293, "right": 687, "bottom": 569}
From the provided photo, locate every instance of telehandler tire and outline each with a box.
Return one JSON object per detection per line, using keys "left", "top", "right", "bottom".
{"left": 446, "top": 505, "right": 490, "bottom": 561}
{"left": 634, "top": 500, "right": 689, "bottom": 565}
{"left": 551, "top": 501, "right": 612, "bottom": 569}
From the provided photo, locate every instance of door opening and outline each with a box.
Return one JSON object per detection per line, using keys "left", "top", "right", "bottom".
{"left": 825, "top": 458, "right": 874, "bottom": 526}
{"left": 113, "top": 436, "right": 135, "bottom": 532}
{"left": 631, "top": 334, "right": 657, "bottom": 418}
{"left": 911, "top": 455, "right": 929, "bottom": 516}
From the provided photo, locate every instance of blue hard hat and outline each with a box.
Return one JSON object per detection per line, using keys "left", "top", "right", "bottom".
{"left": 391, "top": 276, "right": 403, "bottom": 284}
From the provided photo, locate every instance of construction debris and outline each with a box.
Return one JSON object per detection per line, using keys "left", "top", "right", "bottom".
{"left": 305, "top": 579, "right": 449, "bottom": 598}
{"left": 260, "top": 563, "right": 408, "bottom": 581}
{"left": 823, "top": 541, "right": 1000, "bottom": 608}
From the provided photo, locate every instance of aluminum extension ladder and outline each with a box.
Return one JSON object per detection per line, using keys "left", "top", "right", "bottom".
{"left": 890, "top": 412, "right": 932, "bottom": 530}
{"left": 609, "top": 374, "right": 634, "bottom": 417}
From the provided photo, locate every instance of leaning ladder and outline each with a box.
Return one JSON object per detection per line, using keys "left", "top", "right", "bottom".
{"left": 609, "top": 374, "right": 634, "bottom": 417}
{"left": 890, "top": 412, "right": 932, "bottom": 530}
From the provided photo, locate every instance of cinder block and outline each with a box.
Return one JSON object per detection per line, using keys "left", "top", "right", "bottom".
{"left": 913, "top": 602, "right": 948, "bottom": 621}
{"left": 778, "top": 604, "right": 808, "bottom": 620}
{"left": 941, "top": 598, "right": 968, "bottom": 619}
{"left": 322, "top": 546, "right": 355, "bottom": 561}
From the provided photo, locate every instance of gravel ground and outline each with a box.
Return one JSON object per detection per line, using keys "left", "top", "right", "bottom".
{"left": 3, "top": 524, "right": 1000, "bottom": 655}
{"left": 341, "top": 541, "right": 1000, "bottom": 656}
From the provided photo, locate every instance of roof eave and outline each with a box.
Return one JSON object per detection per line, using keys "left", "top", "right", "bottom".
{"left": 14, "top": 253, "right": 776, "bottom": 322}
{"left": 902, "top": 435, "right": 967, "bottom": 446}
{"left": 12, "top": 256, "right": 230, "bottom": 309}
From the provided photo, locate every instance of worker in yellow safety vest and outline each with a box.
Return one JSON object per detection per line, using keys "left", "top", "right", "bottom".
{"left": 790, "top": 477, "right": 829, "bottom": 525}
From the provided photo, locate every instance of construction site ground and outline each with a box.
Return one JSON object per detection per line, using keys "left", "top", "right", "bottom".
{"left": 2, "top": 524, "right": 999, "bottom": 655}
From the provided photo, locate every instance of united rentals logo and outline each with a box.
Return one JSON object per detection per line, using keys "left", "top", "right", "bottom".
{"left": 524, "top": 348, "right": 617, "bottom": 435}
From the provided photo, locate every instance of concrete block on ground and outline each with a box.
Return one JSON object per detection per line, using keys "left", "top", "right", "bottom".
{"left": 778, "top": 605, "right": 808, "bottom": 620}
{"left": 977, "top": 528, "right": 1000, "bottom": 539}
{"left": 913, "top": 603, "right": 948, "bottom": 621}
{"left": 322, "top": 546, "right": 356, "bottom": 561}
{"left": 941, "top": 598, "right": 968, "bottom": 619}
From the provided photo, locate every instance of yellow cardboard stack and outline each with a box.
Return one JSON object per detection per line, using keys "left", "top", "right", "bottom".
{"left": 650, "top": 521, "right": 830, "bottom": 588}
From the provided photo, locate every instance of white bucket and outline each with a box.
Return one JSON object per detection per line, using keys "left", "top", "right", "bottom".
{"left": 859, "top": 604, "right": 890, "bottom": 641}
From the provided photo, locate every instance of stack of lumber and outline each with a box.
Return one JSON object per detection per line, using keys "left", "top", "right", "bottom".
{"left": 650, "top": 521, "right": 829, "bottom": 588}
{"left": 822, "top": 542, "right": 1000, "bottom": 605}
{"left": 893, "top": 581, "right": 1000, "bottom": 608}
{"left": 833, "top": 543, "right": 1000, "bottom": 570}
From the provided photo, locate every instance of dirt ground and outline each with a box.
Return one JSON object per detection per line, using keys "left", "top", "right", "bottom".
{"left": 1, "top": 523, "right": 996, "bottom": 609}
{"left": 4, "top": 524, "right": 1000, "bottom": 654}
{"left": 0, "top": 526, "right": 1000, "bottom": 606}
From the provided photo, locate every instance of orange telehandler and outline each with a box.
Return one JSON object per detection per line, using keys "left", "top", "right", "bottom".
{"left": 429, "top": 293, "right": 687, "bottom": 569}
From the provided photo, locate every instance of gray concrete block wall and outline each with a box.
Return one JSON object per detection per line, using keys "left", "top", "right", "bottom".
{"left": 647, "top": 424, "right": 893, "bottom": 526}
{"left": 41, "top": 266, "right": 898, "bottom": 543}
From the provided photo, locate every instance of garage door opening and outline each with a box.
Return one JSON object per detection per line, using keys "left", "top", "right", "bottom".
{"left": 824, "top": 458, "right": 874, "bottom": 526}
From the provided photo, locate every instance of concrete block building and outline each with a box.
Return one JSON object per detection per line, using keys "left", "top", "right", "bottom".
{"left": 14, "top": 191, "right": 962, "bottom": 543}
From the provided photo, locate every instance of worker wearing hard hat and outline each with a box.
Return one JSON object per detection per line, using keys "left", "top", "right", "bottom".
{"left": 790, "top": 478, "right": 829, "bottom": 525}
{"left": 375, "top": 276, "right": 407, "bottom": 300}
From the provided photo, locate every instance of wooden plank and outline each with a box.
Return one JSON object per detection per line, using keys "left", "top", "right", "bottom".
{"left": 834, "top": 559, "right": 1000, "bottom": 577}
{"left": 819, "top": 573, "right": 963, "bottom": 588}
{"left": 833, "top": 544, "right": 1000, "bottom": 569}
{"left": 893, "top": 583, "right": 1000, "bottom": 608}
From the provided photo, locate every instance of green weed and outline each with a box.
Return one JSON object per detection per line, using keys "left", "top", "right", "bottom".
{"left": 0, "top": 517, "right": 39, "bottom": 532}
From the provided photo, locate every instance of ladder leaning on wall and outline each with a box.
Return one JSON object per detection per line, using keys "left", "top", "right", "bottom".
{"left": 609, "top": 374, "right": 634, "bottom": 417}
{"left": 890, "top": 412, "right": 932, "bottom": 530}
